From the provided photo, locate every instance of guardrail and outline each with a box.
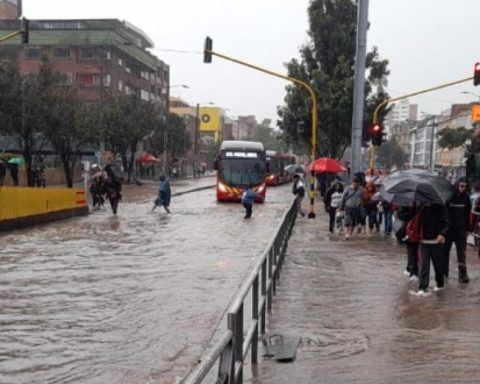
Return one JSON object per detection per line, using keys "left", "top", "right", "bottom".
{"left": 184, "top": 196, "right": 300, "bottom": 384}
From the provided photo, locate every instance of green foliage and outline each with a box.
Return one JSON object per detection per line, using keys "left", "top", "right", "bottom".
{"left": 247, "top": 119, "right": 286, "bottom": 152}
{"left": 277, "top": 0, "right": 391, "bottom": 158}
{"left": 375, "top": 136, "right": 408, "bottom": 169}
{"left": 150, "top": 112, "right": 191, "bottom": 160}
{"left": 436, "top": 127, "right": 473, "bottom": 150}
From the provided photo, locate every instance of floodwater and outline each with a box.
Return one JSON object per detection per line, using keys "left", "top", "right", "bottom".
{"left": 0, "top": 180, "right": 294, "bottom": 384}
{"left": 245, "top": 211, "right": 480, "bottom": 384}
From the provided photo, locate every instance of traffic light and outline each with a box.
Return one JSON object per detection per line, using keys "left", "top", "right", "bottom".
{"left": 203, "top": 36, "right": 212, "bottom": 63}
{"left": 21, "top": 17, "right": 29, "bottom": 44}
{"left": 474, "top": 62, "right": 480, "bottom": 86}
{"left": 370, "top": 123, "right": 384, "bottom": 146}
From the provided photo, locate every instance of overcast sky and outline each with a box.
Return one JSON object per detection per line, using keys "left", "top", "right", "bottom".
{"left": 22, "top": 0, "right": 480, "bottom": 124}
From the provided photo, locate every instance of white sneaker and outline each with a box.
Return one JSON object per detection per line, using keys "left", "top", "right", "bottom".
{"left": 403, "top": 270, "right": 410, "bottom": 277}
{"left": 409, "top": 275, "right": 419, "bottom": 282}
{"left": 433, "top": 285, "right": 445, "bottom": 292}
{"left": 415, "top": 290, "right": 430, "bottom": 297}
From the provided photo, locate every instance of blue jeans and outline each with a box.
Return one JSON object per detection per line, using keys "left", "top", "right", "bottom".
{"left": 383, "top": 209, "right": 393, "bottom": 234}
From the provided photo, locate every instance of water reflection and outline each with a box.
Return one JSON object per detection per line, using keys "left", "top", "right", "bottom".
{"left": 0, "top": 184, "right": 294, "bottom": 384}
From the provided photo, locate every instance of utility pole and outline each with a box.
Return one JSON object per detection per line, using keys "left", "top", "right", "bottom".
{"left": 193, "top": 103, "right": 200, "bottom": 178}
{"left": 351, "top": 0, "right": 369, "bottom": 179}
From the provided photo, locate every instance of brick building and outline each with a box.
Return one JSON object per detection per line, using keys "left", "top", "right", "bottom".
{"left": 0, "top": 16, "right": 170, "bottom": 117}
{"left": 0, "top": 0, "right": 21, "bottom": 19}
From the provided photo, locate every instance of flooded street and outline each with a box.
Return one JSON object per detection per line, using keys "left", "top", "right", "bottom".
{"left": 246, "top": 210, "right": 480, "bottom": 384}
{"left": 0, "top": 181, "right": 294, "bottom": 384}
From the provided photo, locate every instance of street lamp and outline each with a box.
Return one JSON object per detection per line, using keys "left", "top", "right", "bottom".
{"left": 461, "top": 91, "right": 480, "bottom": 101}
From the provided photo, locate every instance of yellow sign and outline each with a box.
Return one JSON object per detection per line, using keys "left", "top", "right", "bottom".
{"left": 199, "top": 107, "right": 221, "bottom": 132}
{"left": 472, "top": 104, "right": 480, "bottom": 122}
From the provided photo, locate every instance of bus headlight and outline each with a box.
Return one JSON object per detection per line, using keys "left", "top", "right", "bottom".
{"left": 218, "top": 181, "right": 228, "bottom": 192}
{"left": 257, "top": 183, "right": 266, "bottom": 193}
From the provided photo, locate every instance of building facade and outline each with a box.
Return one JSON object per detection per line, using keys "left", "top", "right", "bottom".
{"left": 385, "top": 98, "right": 418, "bottom": 134}
{"left": 0, "top": 18, "right": 170, "bottom": 117}
{"left": 0, "top": 0, "right": 21, "bottom": 19}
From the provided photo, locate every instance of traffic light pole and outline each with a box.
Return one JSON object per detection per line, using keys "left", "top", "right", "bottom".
{"left": 205, "top": 47, "right": 318, "bottom": 218}
{"left": 370, "top": 75, "right": 474, "bottom": 169}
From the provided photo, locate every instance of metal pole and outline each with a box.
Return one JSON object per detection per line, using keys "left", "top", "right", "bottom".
{"left": 351, "top": 0, "right": 369, "bottom": 179}
{"left": 429, "top": 116, "right": 436, "bottom": 170}
{"left": 163, "top": 129, "right": 167, "bottom": 175}
{"left": 193, "top": 103, "right": 200, "bottom": 178}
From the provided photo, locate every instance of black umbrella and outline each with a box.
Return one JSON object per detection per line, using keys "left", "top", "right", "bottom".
{"left": 381, "top": 169, "right": 454, "bottom": 205}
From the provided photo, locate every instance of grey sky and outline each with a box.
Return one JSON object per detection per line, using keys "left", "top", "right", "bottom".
{"left": 22, "top": 0, "right": 480, "bottom": 124}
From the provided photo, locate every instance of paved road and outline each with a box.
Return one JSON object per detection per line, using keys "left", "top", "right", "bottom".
{"left": 244, "top": 208, "right": 480, "bottom": 384}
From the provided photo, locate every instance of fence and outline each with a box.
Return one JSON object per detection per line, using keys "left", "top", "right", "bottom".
{"left": 184, "top": 196, "right": 300, "bottom": 384}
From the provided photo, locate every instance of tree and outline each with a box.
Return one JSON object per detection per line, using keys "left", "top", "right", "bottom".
{"left": 436, "top": 126, "right": 473, "bottom": 150}
{"left": 247, "top": 119, "right": 286, "bottom": 152}
{"left": 39, "top": 60, "right": 99, "bottom": 187}
{"left": 277, "top": 0, "right": 391, "bottom": 159}
{"left": 150, "top": 112, "right": 191, "bottom": 162}
{"left": 100, "top": 95, "right": 163, "bottom": 183}
{"left": 375, "top": 136, "right": 408, "bottom": 169}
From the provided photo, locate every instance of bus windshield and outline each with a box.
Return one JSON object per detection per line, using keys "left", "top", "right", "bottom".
{"left": 220, "top": 151, "right": 265, "bottom": 186}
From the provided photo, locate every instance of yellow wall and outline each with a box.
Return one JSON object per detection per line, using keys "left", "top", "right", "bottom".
{"left": 0, "top": 187, "right": 87, "bottom": 221}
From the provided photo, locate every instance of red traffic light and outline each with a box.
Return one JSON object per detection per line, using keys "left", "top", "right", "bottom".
{"left": 474, "top": 62, "right": 480, "bottom": 86}
{"left": 372, "top": 124, "right": 381, "bottom": 132}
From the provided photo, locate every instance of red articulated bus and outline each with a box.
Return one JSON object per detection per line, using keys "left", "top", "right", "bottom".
{"left": 265, "top": 151, "right": 296, "bottom": 186}
{"left": 214, "top": 140, "right": 267, "bottom": 203}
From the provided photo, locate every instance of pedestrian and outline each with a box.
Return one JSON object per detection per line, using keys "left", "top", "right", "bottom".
{"left": 396, "top": 205, "right": 419, "bottom": 279}
{"left": 324, "top": 181, "right": 344, "bottom": 233}
{"left": 340, "top": 176, "right": 364, "bottom": 240}
{"left": 152, "top": 174, "right": 171, "bottom": 213}
{"left": 382, "top": 199, "right": 393, "bottom": 236}
{"left": 361, "top": 180, "right": 379, "bottom": 234}
{"left": 292, "top": 173, "right": 306, "bottom": 217}
{"left": 0, "top": 160, "right": 6, "bottom": 186}
{"left": 9, "top": 163, "right": 19, "bottom": 186}
{"left": 241, "top": 185, "right": 264, "bottom": 219}
{"left": 415, "top": 203, "right": 450, "bottom": 296}
{"left": 444, "top": 177, "right": 471, "bottom": 283}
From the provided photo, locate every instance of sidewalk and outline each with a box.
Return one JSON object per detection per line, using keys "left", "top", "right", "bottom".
{"left": 244, "top": 206, "right": 480, "bottom": 384}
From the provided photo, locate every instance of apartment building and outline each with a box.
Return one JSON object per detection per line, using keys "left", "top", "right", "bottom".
{"left": 0, "top": 18, "right": 170, "bottom": 117}
{"left": 0, "top": 0, "right": 21, "bottom": 19}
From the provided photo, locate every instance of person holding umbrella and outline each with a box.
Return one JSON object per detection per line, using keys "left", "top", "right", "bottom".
{"left": 444, "top": 177, "right": 471, "bottom": 283}
{"left": 415, "top": 203, "right": 450, "bottom": 296}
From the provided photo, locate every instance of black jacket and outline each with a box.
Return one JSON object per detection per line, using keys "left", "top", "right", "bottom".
{"left": 421, "top": 204, "right": 450, "bottom": 241}
{"left": 446, "top": 192, "right": 471, "bottom": 231}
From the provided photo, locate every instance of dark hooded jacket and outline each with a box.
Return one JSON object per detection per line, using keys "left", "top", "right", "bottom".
{"left": 421, "top": 204, "right": 450, "bottom": 241}
{"left": 446, "top": 178, "right": 471, "bottom": 231}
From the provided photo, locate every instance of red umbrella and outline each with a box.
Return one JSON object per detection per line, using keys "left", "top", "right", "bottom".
{"left": 307, "top": 157, "right": 347, "bottom": 173}
{"left": 139, "top": 154, "right": 159, "bottom": 163}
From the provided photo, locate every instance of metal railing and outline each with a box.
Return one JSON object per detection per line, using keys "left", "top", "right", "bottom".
{"left": 184, "top": 196, "right": 300, "bottom": 384}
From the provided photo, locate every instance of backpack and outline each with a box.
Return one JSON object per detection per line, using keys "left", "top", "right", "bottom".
{"left": 406, "top": 211, "right": 423, "bottom": 243}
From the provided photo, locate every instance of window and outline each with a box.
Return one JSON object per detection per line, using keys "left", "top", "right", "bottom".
{"left": 100, "top": 49, "right": 111, "bottom": 60}
{"left": 79, "top": 47, "right": 95, "bottom": 59}
{"left": 118, "top": 79, "right": 124, "bottom": 92}
{"left": 118, "top": 58, "right": 123, "bottom": 67}
{"left": 53, "top": 47, "right": 70, "bottom": 58}
{"left": 78, "top": 73, "right": 99, "bottom": 88}
{"left": 62, "top": 72, "right": 73, "bottom": 85}
{"left": 140, "top": 89, "right": 149, "bottom": 101}
{"left": 101, "top": 74, "right": 111, "bottom": 87}
{"left": 24, "top": 47, "right": 41, "bottom": 59}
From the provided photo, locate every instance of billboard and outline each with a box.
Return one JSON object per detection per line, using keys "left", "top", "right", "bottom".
{"left": 199, "top": 107, "right": 221, "bottom": 132}
{"left": 472, "top": 104, "right": 480, "bottom": 123}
